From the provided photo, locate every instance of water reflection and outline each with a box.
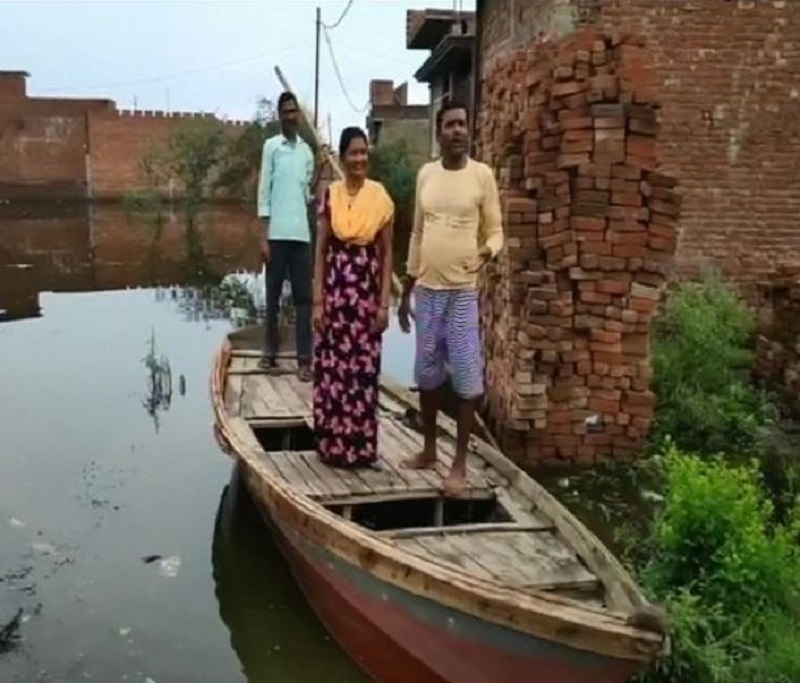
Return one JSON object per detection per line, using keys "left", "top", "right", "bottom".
{"left": 0, "top": 201, "right": 262, "bottom": 324}
{"left": 0, "top": 200, "right": 414, "bottom": 682}
{"left": 212, "top": 465, "right": 370, "bottom": 683}
{"left": 142, "top": 328, "right": 174, "bottom": 434}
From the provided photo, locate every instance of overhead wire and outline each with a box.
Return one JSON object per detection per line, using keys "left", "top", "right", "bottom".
{"left": 321, "top": 0, "right": 354, "bottom": 30}
{"left": 38, "top": 41, "right": 306, "bottom": 92}
{"left": 322, "top": 25, "right": 369, "bottom": 113}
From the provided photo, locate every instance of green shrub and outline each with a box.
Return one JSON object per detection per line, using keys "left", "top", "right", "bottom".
{"left": 368, "top": 138, "right": 419, "bottom": 273}
{"left": 636, "top": 447, "right": 800, "bottom": 683}
{"left": 651, "top": 275, "right": 776, "bottom": 454}
{"left": 368, "top": 138, "right": 417, "bottom": 212}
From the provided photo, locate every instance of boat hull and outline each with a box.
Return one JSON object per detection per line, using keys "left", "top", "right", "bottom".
{"left": 237, "top": 468, "right": 642, "bottom": 683}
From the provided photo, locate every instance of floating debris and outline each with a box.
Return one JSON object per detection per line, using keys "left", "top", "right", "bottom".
{"left": 30, "top": 542, "right": 57, "bottom": 556}
{"left": 9, "top": 517, "right": 25, "bottom": 528}
{"left": 141, "top": 554, "right": 181, "bottom": 578}
{"left": 0, "top": 608, "right": 23, "bottom": 654}
{"left": 158, "top": 556, "right": 181, "bottom": 578}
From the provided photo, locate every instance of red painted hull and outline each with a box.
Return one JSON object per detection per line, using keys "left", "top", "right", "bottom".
{"left": 266, "top": 516, "right": 641, "bottom": 683}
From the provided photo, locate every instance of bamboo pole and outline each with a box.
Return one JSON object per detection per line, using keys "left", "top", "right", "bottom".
{"left": 274, "top": 66, "right": 404, "bottom": 302}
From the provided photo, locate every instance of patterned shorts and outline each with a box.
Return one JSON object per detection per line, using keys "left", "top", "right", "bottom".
{"left": 413, "top": 286, "right": 485, "bottom": 399}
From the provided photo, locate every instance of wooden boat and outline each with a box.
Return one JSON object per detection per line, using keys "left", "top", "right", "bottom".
{"left": 210, "top": 323, "right": 670, "bottom": 683}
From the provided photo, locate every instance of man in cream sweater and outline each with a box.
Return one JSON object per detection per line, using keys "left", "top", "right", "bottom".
{"left": 398, "top": 99, "right": 503, "bottom": 497}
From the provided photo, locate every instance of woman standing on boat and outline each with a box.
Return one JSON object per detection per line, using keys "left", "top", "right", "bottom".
{"left": 312, "top": 127, "right": 395, "bottom": 468}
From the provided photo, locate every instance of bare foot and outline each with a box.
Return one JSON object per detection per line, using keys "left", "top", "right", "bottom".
{"left": 442, "top": 463, "right": 468, "bottom": 498}
{"left": 400, "top": 451, "right": 437, "bottom": 470}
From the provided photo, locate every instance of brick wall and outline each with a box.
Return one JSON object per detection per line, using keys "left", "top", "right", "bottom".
{"left": 0, "top": 72, "right": 28, "bottom": 99}
{"left": 0, "top": 76, "right": 248, "bottom": 200}
{"left": 0, "top": 88, "right": 116, "bottom": 198}
{"left": 87, "top": 110, "right": 245, "bottom": 199}
{"left": 478, "top": 0, "right": 800, "bottom": 289}
{"left": 0, "top": 113, "right": 87, "bottom": 194}
{"left": 477, "top": 30, "right": 679, "bottom": 466}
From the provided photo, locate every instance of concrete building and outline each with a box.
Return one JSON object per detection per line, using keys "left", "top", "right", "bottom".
{"left": 365, "top": 79, "right": 429, "bottom": 165}
{"left": 406, "top": 8, "right": 476, "bottom": 157}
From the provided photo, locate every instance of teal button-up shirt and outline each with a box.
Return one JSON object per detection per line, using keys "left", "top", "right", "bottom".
{"left": 257, "top": 133, "right": 314, "bottom": 242}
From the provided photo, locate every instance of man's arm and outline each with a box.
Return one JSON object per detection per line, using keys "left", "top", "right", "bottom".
{"left": 257, "top": 138, "right": 275, "bottom": 221}
{"left": 480, "top": 164, "right": 503, "bottom": 259}
{"left": 402, "top": 167, "right": 425, "bottom": 298}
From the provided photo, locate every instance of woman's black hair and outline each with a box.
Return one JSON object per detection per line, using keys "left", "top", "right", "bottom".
{"left": 339, "top": 126, "right": 368, "bottom": 158}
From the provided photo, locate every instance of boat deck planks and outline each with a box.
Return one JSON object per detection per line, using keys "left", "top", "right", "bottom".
{"left": 228, "top": 355, "right": 614, "bottom": 598}
{"left": 395, "top": 530, "right": 599, "bottom": 593}
{"left": 231, "top": 370, "right": 497, "bottom": 501}
{"left": 214, "top": 326, "right": 671, "bottom": 667}
{"left": 252, "top": 448, "right": 497, "bottom": 505}
{"left": 224, "top": 363, "right": 603, "bottom": 596}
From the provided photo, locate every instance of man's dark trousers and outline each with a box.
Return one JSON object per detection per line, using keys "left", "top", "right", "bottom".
{"left": 264, "top": 239, "right": 312, "bottom": 365}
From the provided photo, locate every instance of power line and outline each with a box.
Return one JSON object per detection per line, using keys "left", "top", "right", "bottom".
{"left": 322, "top": 25, "right": 368, "bottom": 113}
{"left": 39, "top": 41, "right": 305, "bottom": 93}
{"left": 335, "top": 41, "right": 420, "bottom": 67}
{"left": 322, "top": 0, "right": 354, "bottom": 30}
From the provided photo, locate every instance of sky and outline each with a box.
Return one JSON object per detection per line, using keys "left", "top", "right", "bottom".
{"left": 1, "top": 0, "right": 475, "bottom": 143}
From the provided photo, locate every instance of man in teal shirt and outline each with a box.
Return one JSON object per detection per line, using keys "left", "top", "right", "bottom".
{"left": 257, "top": 91, "right": 315, "bottom": 381}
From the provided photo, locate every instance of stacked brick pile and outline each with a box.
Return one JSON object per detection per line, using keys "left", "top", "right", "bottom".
{"left": 477, "top": 30, "right": 680, "bottom": 466}
{"left": 754, "top": 266, "right": 800, "bottom": 415}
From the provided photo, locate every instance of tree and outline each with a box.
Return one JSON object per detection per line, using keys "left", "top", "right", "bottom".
{"left": 368, "top": 138, "right": 419, "bottom": 272}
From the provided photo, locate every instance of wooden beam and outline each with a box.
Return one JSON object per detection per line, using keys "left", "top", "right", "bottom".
{"left": 378, "top": 521, "right": 553, "bottom": 539}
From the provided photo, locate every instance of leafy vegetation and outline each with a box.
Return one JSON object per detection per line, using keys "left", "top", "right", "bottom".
{"left": 615, "top": 275, "right": 800, "bottom": 682}
{"left": 542, "top": 275, "right": 800, "bottom": 683}
{"left": 368, "top": 138, "right": 420, "bottom": 272}
{"left": 368, "top": 137, "right": 417, "bottom": 212}
{"left": 127, "top": 98, "right": 280, "bottom": 213}
{"left": 650, "top": 274, "right": 777, "bottom": 455}
{"left": 634, "top": 448, "right": 800, "bottom": 683}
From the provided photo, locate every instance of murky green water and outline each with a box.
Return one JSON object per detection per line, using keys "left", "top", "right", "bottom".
{"left": 0, "top": 202, "right": 656, "bottom": 682}
{"left": 0, "top": 204, "right": 401, "bottom": 682}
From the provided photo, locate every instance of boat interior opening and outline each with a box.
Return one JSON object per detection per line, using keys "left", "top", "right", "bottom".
{"left": 253, "top": 424, "right": 315, "bottom": 452}
{"left": 326, "top": 496, "right": 513, "bottom": 533}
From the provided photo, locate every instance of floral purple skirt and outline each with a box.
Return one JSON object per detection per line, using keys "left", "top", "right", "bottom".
{"left": 313, "top": 235, "right": 382, "bottom": 467}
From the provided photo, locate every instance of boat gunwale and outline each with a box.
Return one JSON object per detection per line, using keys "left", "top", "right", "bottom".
{"left": 209, "top": 328, "right": 669, "bottom": 663}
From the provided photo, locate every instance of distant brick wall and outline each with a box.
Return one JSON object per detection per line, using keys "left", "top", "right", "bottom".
{"left": 89, "top": 110, "right": 250, "bottom": 200}
{"left": 0, "top": 93, "right": 116, "bottom": 198}
{"left": 0, "top": 72, "right": 28, "bottom": 99}
{"left": 0, "top": 80, "right": 248, "bottom": 200}
{"left": 0, "top": 114, "right": 87, "bottom": 191}
{"left": 478, "top": 0, "right": 800, "bottom": 288}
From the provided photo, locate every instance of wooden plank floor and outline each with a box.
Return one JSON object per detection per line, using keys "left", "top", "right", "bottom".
{"left": 393, "top": 530, "right": 601, "bottom": 595}
{"left": 228, "top": 359, "right": 500, "bottom": 503}
{"left": 225, "top": 362, "right": 605, "bottom": 603}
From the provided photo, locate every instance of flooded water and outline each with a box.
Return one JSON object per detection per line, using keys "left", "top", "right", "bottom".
{"left": 0, "top": 201, "right": 655, "bottom": 682}
{"left": 0, "top": 203, "right": 413, "bottom": 682}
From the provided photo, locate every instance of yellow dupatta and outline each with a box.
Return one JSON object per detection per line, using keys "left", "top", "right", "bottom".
{"left": 329, "top": 179, "right": 394, "bottom": 245}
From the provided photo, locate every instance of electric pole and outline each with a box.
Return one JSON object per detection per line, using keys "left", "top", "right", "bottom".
{"left": 314, "top": 6, "right": 321, "bottom": 128}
